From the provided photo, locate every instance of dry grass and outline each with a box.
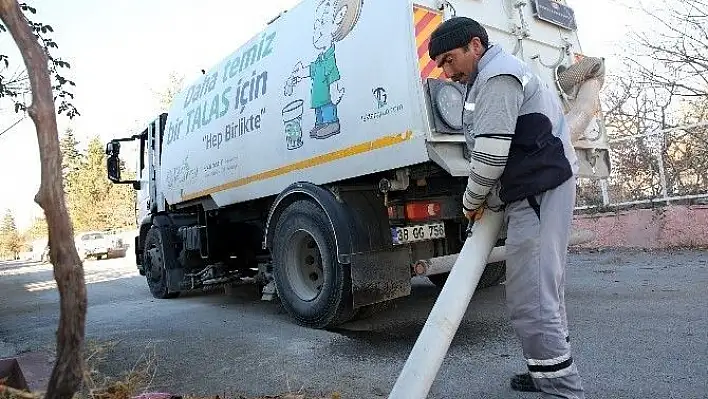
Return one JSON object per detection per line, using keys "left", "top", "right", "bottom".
{"left": 78, "top": 339, "right": 158, "bottom": 399}
{"left": 0, "top": 378, "right": 36, "bottom": 399}
{"left": 1, "top": 340, "right": 342, "bottom": 399}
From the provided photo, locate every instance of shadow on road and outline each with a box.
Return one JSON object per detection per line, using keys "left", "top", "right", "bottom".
{"left": 325, "top": 280, "right": 511, "bottom": 359}
{"left": 0, "top": 261, "right": 52, "bottom": 276}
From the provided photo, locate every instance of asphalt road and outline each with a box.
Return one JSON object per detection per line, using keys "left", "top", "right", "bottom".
{"left": 1, "top": 249, "right": 706, "bottom": 398}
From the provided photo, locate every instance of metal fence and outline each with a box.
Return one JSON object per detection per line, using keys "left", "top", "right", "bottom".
{"left": 575, "top": 121, "right": 708, "bottom": 211}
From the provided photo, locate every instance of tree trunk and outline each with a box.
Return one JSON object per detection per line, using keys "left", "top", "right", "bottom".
{"left": 0, "top": 2, "right": 87, "bottom": 399}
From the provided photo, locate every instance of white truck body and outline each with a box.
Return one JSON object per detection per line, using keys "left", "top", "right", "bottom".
{"left": 157, "top": 0, "right": 607, "bottom": 210}
{"left": 108, "top": 0, "right": 608, "bottom": 329}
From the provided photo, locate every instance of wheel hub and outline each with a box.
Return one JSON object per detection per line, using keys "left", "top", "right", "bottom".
{"left": 285, "top": 230, "right": 324, "bottom": 302}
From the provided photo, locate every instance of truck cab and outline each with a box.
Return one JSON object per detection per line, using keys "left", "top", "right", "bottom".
{"left": 106, "top": 114, "right": 167, "bottom": 264}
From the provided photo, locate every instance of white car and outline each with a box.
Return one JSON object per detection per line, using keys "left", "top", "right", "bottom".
{"left": 76, "top": 231, "right": 112, "bottom": 260}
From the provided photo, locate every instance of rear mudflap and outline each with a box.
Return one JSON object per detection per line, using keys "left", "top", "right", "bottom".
{"left": 349, "top": 245, "right": 413, "bottom": 309}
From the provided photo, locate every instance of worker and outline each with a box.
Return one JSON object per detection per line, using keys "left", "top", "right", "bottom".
{"left": 427, "top": 17, "right": 585, "bottom": 398}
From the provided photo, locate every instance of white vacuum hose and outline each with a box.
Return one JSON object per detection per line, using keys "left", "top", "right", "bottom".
{"left": 388, "top": 209, "right": 504, "bottom": 399}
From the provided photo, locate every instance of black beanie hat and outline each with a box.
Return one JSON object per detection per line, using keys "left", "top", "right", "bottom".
{"left": 428, "top": 17, "right": 488, "bottom": 61}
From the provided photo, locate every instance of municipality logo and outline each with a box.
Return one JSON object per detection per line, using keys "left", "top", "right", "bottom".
{"left": 361, "top": 86, "right": 403, "bottom": 122}
{"left": 373, "top": 87, "right": 387, "bottom": 109}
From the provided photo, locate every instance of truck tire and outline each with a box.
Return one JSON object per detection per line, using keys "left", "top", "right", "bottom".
{"left": 428, "top": 261, "right": 506, "bottom": 290}
{"left": 143, "top": 226, "right": 180, "bottom": 299}
{"left": 271, "top": 200, "right": 353, "bottom": 329}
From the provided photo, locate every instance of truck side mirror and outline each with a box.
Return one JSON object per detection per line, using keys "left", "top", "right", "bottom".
{"left": 106, "top": 140, "right": 120, "bottom": 156}
{"left": 104, "top": 137, "right": 140, "bottom": 189}
{"left": 107, "top": 155, "right": 121, "bottom": 183}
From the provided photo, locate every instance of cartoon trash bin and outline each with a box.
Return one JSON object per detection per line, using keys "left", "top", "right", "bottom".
{"left": 283, "top": 99, "right": 304, "bottom": 150}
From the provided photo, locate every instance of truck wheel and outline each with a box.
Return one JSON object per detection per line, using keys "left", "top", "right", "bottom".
{"left": 272, "top": 200, "right": 353, "bottom": 329}
{"left": 428, "top": 261, "right": 506, "bottom": 290}
{"left": 143, "top": 226, "right": 180, "bottom": 299}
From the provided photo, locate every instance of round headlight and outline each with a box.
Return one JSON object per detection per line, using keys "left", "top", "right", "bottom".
{"left": 435, "top": 83, "right": 465, "bottom": 130}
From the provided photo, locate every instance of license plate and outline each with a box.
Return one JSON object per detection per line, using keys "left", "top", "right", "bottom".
{"left": 391, "top": 222, "right": 446, "bottom": 245}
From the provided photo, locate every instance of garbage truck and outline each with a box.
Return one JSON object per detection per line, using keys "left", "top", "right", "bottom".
{"left": 105, "top": 0, "right": 610, "bottom": 328}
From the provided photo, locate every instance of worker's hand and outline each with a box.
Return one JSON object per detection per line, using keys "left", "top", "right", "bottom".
{"left": 463, "top": 206, "right": 484, "bottom": 221}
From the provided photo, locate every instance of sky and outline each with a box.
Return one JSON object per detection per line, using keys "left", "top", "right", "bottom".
{"left": 0, "top": 0, "right": 640, "bottom": 231}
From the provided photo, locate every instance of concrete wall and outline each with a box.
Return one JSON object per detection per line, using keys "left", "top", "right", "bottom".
{"left": 573, "top": 205, "right": 708, "bottom": 249}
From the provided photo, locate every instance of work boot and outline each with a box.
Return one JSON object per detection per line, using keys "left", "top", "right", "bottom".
{"left": 510, "top": 372, "right": 541, "bottom": 392}
{"left": 511, "top": 336, "right": 572, "bottom": 392}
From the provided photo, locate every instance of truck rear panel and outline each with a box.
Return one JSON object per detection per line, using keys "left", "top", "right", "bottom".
{"left": 413, "top": 0, "right": 610, "bottom": 178}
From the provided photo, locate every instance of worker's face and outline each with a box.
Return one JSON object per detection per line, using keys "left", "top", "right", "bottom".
{"left": 434, "top": 38, "right": 485, "bottom": 84}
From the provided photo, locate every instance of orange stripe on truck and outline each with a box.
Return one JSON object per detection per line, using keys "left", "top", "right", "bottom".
{"left": 413, "top": 5, "right": 444, "bottom": 82}
{"left": 181, "top": 131, "right": 415, "bottom": 202}
{"left": 414, "top": 6, "right": 427, "bottom": 24}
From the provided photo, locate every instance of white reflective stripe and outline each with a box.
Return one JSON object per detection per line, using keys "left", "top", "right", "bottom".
{"left": 529, "top": 365, "right": 575, "bottom": 379}
{"left": 527, "top": 352, "right": 571, "bottom": 366}
{"left": 464, "top": 102, "right": 475, "bottom": 111}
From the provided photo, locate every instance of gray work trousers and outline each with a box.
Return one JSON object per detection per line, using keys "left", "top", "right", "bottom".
{"left": 503, "top": 176, "right": 585, "bottom": 398}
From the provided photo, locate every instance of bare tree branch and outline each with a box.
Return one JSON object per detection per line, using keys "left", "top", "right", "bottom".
{"left": 621, "top": 0, "right": 708, "bottom": 101}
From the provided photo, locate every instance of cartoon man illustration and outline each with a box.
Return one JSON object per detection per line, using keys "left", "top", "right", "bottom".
{"left": 286, "top": 0, "right": 363, "bottom": 140}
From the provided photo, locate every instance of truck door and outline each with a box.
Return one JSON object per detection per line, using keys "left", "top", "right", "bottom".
{"left": 141, "top": 114, "right": 168, "bottom": 217}
{"left": 135, "top": 127, "right": 151, "bottom": 225}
